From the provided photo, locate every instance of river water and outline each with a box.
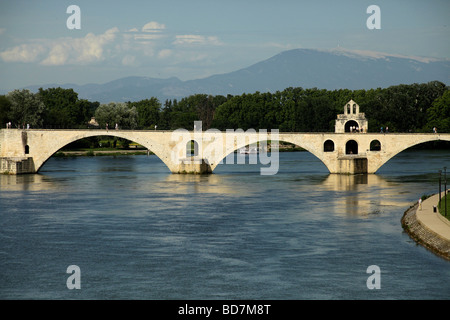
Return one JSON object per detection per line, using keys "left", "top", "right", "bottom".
{"left": 0, "top": 149, "right": 449, "bottom": 300}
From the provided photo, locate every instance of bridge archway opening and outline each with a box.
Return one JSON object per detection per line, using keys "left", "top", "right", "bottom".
{"left": 346, "top": 140, "right": 358, "bottom": 155}
{"left": 213, "top": 139, "right": 329, "bottom": 174}
{"left": 345, "top": 120, "right": 359, "bottom": 133}
{"left": 370, "top": 140, "right": 381, "bottom": 151}
{"left": 324, "top": 140, "right": 335, "bottom": 152}
{"left": 376, "top": 140, "right": 450, "bottom": 173}
{"left": 59, "top": 136, "right": 144, "bottom": 151}
{"left": 38, "top": 135, "right": 168, "bottom": 173}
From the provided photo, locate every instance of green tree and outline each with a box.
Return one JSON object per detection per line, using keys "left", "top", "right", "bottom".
{"left": 38, "top": 87, "right": 98, "bottom": 128}
{"left": 156, "top": 81, "right": 449, "bottom": 133}
{"left": 168, "top": 97, "right": 198, "bottom": 130}
{"left": 94, "top": 102, "right": 138, "bottom": 129}
{"left": 193, "top": 94, "right": 226, "bottom": 130}
{"left": 159, "top": 99, "right": 174, "bottom": 130}
{"left": 308, "top": 95, "right": 335, "bottom": 131}
{"left": 128, "top": 98, "right": 161, "bottom": 129}
{"left": 39, "top": 87, "right": 78, "bottom": 128}
{"left": 77, "top": 99, "right": 99, "bottom": 127}
{"left": 6, "top": 89, "right": 45, "bottom": 128}
{"left": 426, "top": 90, "right": 450, "bottom": 133}
{"left": 0, "top": 95, "right": 12, "bottom": 127}
{"left": 362, "top": 82, "right": 446, "bottom": 132}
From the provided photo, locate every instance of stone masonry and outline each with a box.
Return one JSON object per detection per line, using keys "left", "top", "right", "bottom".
{"left": 1, "top": 128, "right": 450, "bottom": 175}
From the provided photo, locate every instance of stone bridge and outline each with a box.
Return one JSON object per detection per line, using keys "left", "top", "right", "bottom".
{"left": 1, "top": 128, "right": 449, "bottom": 175}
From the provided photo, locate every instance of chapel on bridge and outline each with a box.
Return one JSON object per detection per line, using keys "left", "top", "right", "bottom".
{"left": 335, "top": 100, "right": 368, "bottom": 133}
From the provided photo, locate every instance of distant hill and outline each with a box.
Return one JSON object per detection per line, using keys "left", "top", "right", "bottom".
{"left": 22, "top": 48, "right": 450, "bottom": 103}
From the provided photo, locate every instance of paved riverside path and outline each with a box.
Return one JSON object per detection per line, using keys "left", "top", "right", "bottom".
{"left": 402, "top": 191, "right": 450, "bottom": 260}
{"left": 417, "top": 192, "right": 450, "bottom": 242}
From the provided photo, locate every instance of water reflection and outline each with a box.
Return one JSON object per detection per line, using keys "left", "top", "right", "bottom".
{"left": 321, "top": 173, "right": 388, "bottom": 191}
{"left": 161, "top": 173, "right": 249, "bottom": 196}
{"left": 321, "top": 173, "right": 414, "bottom": 217}
{"left": 0, "top": 174, "right": 61, "bottom": 192}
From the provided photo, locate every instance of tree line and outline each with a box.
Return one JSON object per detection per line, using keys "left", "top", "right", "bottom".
{"left": 1, "top": 81, "right": 449, "bottom": 133}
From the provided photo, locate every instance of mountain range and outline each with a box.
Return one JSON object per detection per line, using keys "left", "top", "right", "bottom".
{"left": 21, "top": 48, "right": 450, "bottom": 103}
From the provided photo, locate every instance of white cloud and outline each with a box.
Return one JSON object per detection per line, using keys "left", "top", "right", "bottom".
{"left": 0, "top": 43, "right": 46, "bottom": 63}
{"left": 0, "top": 27, "right": 119, "bottom": 66}
{"left": 173, "top": 35, "right": 222, "bottom": 46}
{"left": 0, "top": 20, "right": 226, "bottom": 76}
{"left": 142, "top": 21, "right": 165, "bottom": 33}
{"left": 133, "top": 33, "right": 165, "bottom": 41}
{"left": 41, "top": 43, "right": 70, "bottom": 65}
{"left": 124, "top": 22, "right": 167, "bottom": 44}
{"left": 42, "top": 27, "right": 119, "bottom": 65}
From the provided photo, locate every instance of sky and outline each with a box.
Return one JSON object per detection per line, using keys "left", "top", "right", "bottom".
{"left": 0, "top": 0, "right": 449, "bottom": 91}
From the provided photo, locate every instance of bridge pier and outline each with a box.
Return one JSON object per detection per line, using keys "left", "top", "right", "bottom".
{"left": 335, "top": 157, "right": 368, "bottom": 174}
{"left": 175, "top": 157, "right": 212, "bottom": 174}
{"left": 0, "top": 157, "right": 35, "bottom": 174}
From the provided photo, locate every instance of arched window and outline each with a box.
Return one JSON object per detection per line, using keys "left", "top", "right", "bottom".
{"left": 346, "top": 140, "right": 358, "bottom": 155}
{"left": 25, "top": 145, "right": 30, "bottom": 154}
{"left": 353, "top": 104, "right": 357, "bottom": 114}
{"left": 344, "top": 120, "right": 359, "bottom": 133}
{"left": 324, "top": 140, "right": 335, "bottom": 152}
{"left": 370, "top": 140, "right": 381, "bottom": 151}
{"left": 347, "top": 104, "right": 351, "bottom": 114}
{"left": 186, "top": 140, "right": 199, "bottom": 157}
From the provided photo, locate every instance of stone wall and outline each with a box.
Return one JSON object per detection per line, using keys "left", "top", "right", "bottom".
{"left": 0, "top": 157, "right": 34, "bottom": 174}
{"left": 401, "top": 204, "right": 450, "bottom": 261}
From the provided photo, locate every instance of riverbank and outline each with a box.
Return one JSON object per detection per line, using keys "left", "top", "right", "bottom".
{"left": 55, "top": 149, "right": 150, "bottom": 157}
{"left": 55, "top": 144, "right": 305, "bottom": 157}
{"left": 401, "top": 192, "right": 450, "bottom": 261}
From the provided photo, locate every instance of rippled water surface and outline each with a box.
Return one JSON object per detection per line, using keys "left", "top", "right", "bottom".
{"left": 1, "top": 150, "right": 449, "bottom": 299}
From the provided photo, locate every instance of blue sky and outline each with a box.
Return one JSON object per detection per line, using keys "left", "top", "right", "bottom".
{"left": 0, "top": 0, "right": 449, "bottom": 91}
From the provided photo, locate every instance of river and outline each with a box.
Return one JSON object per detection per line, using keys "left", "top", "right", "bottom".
{"left": 0, "top": 149, "right": 449, "bottom": 299}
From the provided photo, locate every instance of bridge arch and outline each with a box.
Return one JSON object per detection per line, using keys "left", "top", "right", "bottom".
{"left": 31, "top": 131, "right": 174, "bottom": 173}
{"left": 372, "top": 135, "right": 450, "bottom": 173}
{"left": 209, "top": 134, "right": 331, "bottom": 173}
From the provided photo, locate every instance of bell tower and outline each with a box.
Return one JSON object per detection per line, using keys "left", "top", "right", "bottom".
{"left": 335, "top": 100, "right": 368, "bottom": 133}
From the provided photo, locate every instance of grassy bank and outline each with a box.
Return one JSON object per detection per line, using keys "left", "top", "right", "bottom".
{"left": 439, "top": 192, "right": 450, "bottom": 221}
